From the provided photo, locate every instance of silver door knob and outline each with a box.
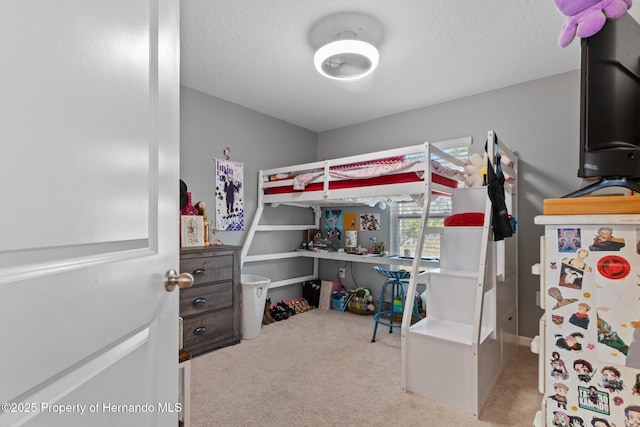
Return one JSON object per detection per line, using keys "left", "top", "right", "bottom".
{"left": 165, "top": 269, "right": 194, "bottom": 292}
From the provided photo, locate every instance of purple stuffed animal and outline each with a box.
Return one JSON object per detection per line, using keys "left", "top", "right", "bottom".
{"left": 554, "top": 0, "right": 632, "bottom": 47}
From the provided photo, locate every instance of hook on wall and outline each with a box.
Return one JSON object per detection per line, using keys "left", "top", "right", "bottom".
{"left": 223, "top": 147, "right": 231, "bottom": 160}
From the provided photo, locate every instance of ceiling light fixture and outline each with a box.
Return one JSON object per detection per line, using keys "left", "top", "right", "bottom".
{"left": 309, "top": 12, "right": 383, "bottom": 82}
{"left": 313, "top": 37, "right": 379, "bottom": 81}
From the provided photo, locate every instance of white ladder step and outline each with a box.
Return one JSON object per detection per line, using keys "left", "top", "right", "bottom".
{"left": 409, "top": 318, "right": 493, "bottom": 345}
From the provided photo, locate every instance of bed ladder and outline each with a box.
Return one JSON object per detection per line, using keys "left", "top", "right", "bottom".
{"left": 241, "top": 174, "right": 321, "bottom": 288}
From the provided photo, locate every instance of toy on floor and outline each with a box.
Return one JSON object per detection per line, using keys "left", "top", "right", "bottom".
{"left": 347, "top": 288, "right": 375, "bottom": 313}
{"left": 553, "top": 0, "right": 632, "bottom": 47}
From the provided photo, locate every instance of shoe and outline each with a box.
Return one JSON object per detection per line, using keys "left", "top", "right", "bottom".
{"left": 287, "top": 299, "right": 302, "bottom": 314}
{"left": 278, "top": 301, "right": 295, "bottom": 316}
{"left": 277, "top": 305, "right": 290, "bottom": 320}
{"left": 286, "top": 300, "right": 297, "bottom": 315}
{"left": 299, "top": 298, "right": 312, "bottom": 311}
{"left": 270, "top": 305, "right": 285, "bottom": 321}
{"left": 272, "top": 302, "right": 289, "bottom": 320}
{"left": 264, "top": 298, "right": 276, "bottom": 323}
{"left": 297, "top": 299, "right": 307, "bottom": 313}
{"left": 292, "top": 299, "right": 304, "bottom": 313}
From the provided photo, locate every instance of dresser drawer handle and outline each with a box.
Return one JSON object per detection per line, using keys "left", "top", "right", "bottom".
{"left": 192, "top": 268, "right": 206, "bottom": 276}
{"left": 192, "top": 297, "right": 207, "bottom": 307}
{"left": 193, "top": 326, "right": 207, "bottom": 336}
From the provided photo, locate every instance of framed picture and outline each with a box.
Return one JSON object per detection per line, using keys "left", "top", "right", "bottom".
{"left": 345, "top": 230, "right": 357, "bottom": 248}
{"left": 181, "top": 215, "right": 204, "bottom": 247}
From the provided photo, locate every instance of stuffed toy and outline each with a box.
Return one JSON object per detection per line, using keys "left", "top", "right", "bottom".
{"left": 347, "top": 288, "right": 375, "bottom": 313}
{"left": 554, "top": 0, "right": 632, "bottom": 47}
{"left": 464, "top": 152, "right": 514, "bottom": 188}
{"left": 464, "top": 153, "right": 488, "bottom": 188}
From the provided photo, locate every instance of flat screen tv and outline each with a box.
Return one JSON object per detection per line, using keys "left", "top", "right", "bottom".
{"left": 566, "top": 13, "right": 640, "bottom": 198}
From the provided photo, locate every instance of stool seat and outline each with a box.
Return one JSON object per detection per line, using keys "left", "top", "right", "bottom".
{"left": 373, "top": 268, "right": 411, "bottom": 280}
{"left": 371, "top": 266, "right": 422, "bottom": 342}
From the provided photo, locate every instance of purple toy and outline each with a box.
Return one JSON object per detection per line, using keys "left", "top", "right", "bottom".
{"left": 554, "top": 0, "right": 632, "bottom": 47}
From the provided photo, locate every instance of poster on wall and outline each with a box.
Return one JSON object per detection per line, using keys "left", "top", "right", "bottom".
{"left": 325, "top": 210, "right": 342, "bottom": 242}
{"left": 215, "top": 159, "right": 244, "bottom": 231}
{"left": 360, "top": 213, "right": 381, "bottom": 231}
{"left": 344, "top": 213, "right": 358, "bottom": 231}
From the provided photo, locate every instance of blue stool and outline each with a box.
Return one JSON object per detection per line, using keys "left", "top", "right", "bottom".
{"left": 371, "top": 266, "right": 422, "bottom": 342}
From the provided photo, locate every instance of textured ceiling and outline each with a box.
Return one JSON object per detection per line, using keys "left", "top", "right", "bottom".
{"left": 180, "top": 1, "right": 640, "bottom": 133}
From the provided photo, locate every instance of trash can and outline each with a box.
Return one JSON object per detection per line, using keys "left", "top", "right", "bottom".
{"left": 240, "top": 274, "right": 271, "bottom": 339}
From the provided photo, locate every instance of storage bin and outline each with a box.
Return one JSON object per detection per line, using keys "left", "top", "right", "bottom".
{"left": 240, "top": 274, "right": 271, "bottom": 339}
{"left": 331, "top": 297, "right": 348, "bottom": 312}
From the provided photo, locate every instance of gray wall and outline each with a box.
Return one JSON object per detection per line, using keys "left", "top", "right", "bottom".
{"left": 317, "top": 70, "right": 583, "bottom": 338}
{"left": 180, "top": 86, "right": 318, "bottom": 302}
{"left": 181, "top": 70, "right": 584, "bottom": 338}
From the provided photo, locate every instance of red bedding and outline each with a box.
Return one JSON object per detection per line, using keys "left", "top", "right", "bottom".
{"left": 444, "top": 212, "right": 485, "bottom": 227}
{"left": 264, "top": 171, "right": 458, "bottom": 194}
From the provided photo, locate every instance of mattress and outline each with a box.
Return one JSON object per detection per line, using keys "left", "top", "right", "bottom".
{"left": 265, "top": 171, "right": 459, "bottom": 195}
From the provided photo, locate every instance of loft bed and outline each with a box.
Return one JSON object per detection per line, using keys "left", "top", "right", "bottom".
{"left": 240, "top": 136, "right": 473, "bottom": 289}
{"left": 241, "top": 131, "right": 518, "bottom": 418}
{"left": 259, "top": 141, "right": 468, "bottom": 206}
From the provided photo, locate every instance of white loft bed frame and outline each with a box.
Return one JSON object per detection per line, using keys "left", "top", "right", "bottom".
{"left": 240, "top": 135, "right": 473, "bottom": 287}
{"left": 241, "top": 130, "right": 518, "bottom": 418}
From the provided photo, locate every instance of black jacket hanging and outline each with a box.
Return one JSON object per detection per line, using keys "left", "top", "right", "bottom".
{"left": 487, "top": 148, "right": 512, "bottom": 241}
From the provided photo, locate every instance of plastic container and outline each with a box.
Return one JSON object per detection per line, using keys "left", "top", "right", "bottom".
{"left": 331, "top": 297, "right": 348, "bottom": 312}
{"left": 240, "top": 274, "right": 271, "bottom": 339}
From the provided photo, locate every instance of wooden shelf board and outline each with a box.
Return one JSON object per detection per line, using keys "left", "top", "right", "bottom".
{"left": 544, "top": 195, "right": 640, "bottom": 215}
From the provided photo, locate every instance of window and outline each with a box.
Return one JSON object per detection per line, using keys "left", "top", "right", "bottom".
{"left": 391, "top": 197, "right": 450, "bottom": 258}
{"left": 390, "top": 142, "right": 470, "bottom": 259}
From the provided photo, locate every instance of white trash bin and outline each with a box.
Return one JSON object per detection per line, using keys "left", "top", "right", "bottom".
{"left": 240, "top": 274, "right": 271, "bottom": 339}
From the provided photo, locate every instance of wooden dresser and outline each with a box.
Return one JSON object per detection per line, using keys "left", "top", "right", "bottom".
{"left": 179, "top": 245, "right": 242, "bottom": 357}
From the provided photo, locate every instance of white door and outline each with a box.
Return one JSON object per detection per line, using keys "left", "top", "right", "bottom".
{"left": 0, "top": 1, "right": 180, "bottom": 426}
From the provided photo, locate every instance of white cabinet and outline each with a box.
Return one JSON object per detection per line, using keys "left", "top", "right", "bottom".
{"left": 534, "top": 214, "right": 640, "bottom": 427}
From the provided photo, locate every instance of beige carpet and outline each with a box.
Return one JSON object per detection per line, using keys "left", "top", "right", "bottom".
{"left": 190, "top": 308, "right": 540, "bottom": 427}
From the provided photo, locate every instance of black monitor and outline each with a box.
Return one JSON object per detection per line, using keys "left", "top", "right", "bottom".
{"left": 565, "top": 13, "right": 640, "bottom": 198}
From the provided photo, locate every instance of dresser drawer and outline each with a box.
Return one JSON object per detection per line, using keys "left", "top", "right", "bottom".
{"left": 181, "top": 253, "right": 234, "bottom": 286}
{"left": 179, "top": 281, "right": 233, "bottom": 317}
{"left": 182, "top": 310, "right": 235, "bottom": 348}
{"left": 179, "top": 246, "right": 241, "bottom": 357}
